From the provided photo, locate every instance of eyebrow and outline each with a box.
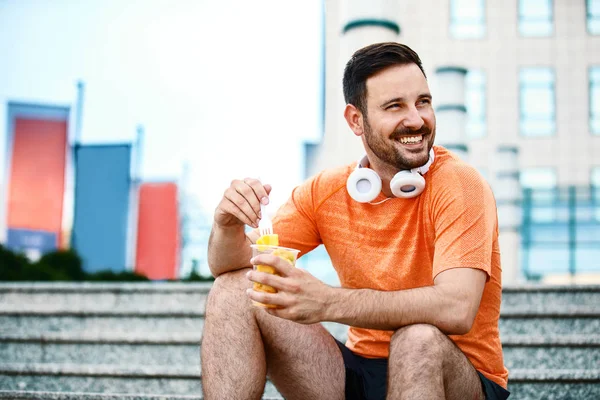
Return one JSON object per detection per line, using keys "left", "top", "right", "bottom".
{"left": 380, "top": 93, "right": 432, "bottom": 108}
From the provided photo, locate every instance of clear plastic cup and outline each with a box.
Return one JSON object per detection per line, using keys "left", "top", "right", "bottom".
{"left": 250, "top": 244, "right": 300, "bottom": 308}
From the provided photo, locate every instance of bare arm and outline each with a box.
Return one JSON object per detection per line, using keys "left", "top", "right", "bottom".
{"left": 247, "top": 258, "right": 487, "bottom": 335}
{"left": 324, "top": 268, "right": 487, "bottom": 335}
{"left": 208, "top": 178, "right": 270, "bottom": 277}
{"left": 207, "top": 223, "right": 253, "bottom": 277}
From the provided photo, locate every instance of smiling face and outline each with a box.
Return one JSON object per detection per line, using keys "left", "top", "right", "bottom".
{"left": 352, "top": 63, "right": 436, "bottom": 172}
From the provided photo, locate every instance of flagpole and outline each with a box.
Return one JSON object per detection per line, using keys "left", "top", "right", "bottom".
{"left": 127, "top": 124, "right": 144, "bottom": 271}
{"left": 70, "top": 80, "right": 85, "bottom": 250}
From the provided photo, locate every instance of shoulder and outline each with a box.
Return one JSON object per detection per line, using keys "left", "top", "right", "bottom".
{"left": 429, "top": 146, "right": 489, "bottom": 187}
{"left": 294, "top": 163, "right": 354, "bottom": 211}
{"left": 427, "top": 146, "right": 494, "bottom": 200}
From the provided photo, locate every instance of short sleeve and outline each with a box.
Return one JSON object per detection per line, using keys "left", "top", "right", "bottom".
{"left": 271, "top": 178, "right": 322, "bottom": 258}
{"left": 430, "top": 166, "right": 498, "bottom": 279}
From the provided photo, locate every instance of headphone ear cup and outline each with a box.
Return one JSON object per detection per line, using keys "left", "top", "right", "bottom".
{"left": 346, "top": 167, "right": 382, "bottom": 203}
{"left": 390, "top": 171, "right": 426, "bottom": 199}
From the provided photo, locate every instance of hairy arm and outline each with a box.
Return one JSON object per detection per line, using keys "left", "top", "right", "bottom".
{"left": 207, "top": 224, "right": 257, "bottom": 277}
{"left": 323, "top": 267, "right": 487, "bottom": 335}
{"left": 207, "top": 178, "right": 268, "bottom": 277}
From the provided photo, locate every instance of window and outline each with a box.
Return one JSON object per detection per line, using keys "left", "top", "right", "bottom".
{"left": 520, "top": 167, "right": 557, "bottom": 189}
{"left": 593, "top": 167, "right": 600, "bottom": 187}
{"left": 518, "top": 0, "right": 553, "bottom": 37}
{"left": 521, "top": 167, "right": 557, "bottom": 223}
{"left": 520, "top": 67, "right": 556, "bottom": 136}
{"left": 593, "top": 167, "right": 600, "bottom": 221}
{"left": 450, "top": 0, "right": 486, "bottom": 39}
{"left": 466, "top": 69, "right": 486, "bottom": 138}
{"left": 588, "top": 0, "right": 600, "bottom": 35}
{"left": 591, "top": 67, "right": 600, "bottom": 135}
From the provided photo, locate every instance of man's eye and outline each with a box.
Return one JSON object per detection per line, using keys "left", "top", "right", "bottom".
{"left": 386, "top": 104, "right": 400, "bottom": 110}
{"left": 419, "top": 99, "right": 431, "bottom": 105}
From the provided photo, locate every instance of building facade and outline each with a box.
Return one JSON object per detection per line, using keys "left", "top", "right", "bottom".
{"left": 305, "top": 0, "right": 600, "bottom": 283}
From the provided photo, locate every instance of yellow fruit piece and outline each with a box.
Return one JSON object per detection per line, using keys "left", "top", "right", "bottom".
{"left": 256, "top": 233, "right": 279, "bottom": 245}
{"left": 256, "top": 234, "right": 279, "bottom": 250}
{"left": 272, "top": 248, "right": 296, "bottom": 264}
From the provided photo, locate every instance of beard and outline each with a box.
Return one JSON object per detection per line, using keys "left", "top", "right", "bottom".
{"left": 363, "top": 117, "right": 434, "bottom": 171}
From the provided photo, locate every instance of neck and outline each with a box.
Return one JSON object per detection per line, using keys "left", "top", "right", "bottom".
{"left": 363, "top": 148, "right": 435, "bottom": 198}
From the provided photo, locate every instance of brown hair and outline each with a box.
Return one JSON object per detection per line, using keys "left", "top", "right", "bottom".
{"left": 342, "top": 42, "right": 426, "bottom": 115}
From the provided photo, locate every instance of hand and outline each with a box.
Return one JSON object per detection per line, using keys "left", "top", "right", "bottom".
{"left": 214, "top": 178, "right": 272, "bottom": 229}
{"left": 246, "top": 253, "right": 333, "bottom": 324}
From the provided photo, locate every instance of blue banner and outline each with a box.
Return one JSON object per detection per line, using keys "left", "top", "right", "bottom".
{"left": 6, "top": 228, "right": 57, "bottom": 260}
{"left": 72, "top": 144, "right": 131, "bottom": 273}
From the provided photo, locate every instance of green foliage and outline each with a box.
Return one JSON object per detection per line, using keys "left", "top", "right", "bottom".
{"left": 0, "top": 244, "right": 31, "bottom": 280}
{"left": 0, "top": 244, "right": 216, "bottom": 282}
{"left": 180, "top": 270, "right": 215, "bottom": 282}
{"left": 37, "top": 250, "right": 86, "bottom": 281}
{"left": 0, "top": 245, "right": 152, "bottom": 282}
{"left": 85, "top": 270, "right": 149, "bottom": 282}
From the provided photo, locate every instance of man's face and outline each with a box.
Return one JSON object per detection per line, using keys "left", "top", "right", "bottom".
{"left": 361, "top": 63, "right": 436, "bottom": 171}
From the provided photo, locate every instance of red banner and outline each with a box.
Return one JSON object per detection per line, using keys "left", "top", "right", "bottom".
{"left": 7, "top": 118, "right": 67, "bottom": 248}
{"left": 135, "top": 182, "right": 180, "bottom": 280}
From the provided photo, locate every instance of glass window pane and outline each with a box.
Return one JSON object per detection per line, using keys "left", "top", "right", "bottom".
{"left": 522, "top": 88, "right": 554, "bottom": 115}
{"left": 520, "top": 119, "right": 555, "bottom": 136}
{"left": 589, "top": 0, "right": 600, "bottom": 35}
{"left": 521, "top": 68, "right": 554, "bottom": 82}
{"left": 527, "top": 245, "right": 569, "bottom": 275}
{"left": 519, "top": 0, "right": 553, "bottom": 37}
{"left": 520, "top": 167, "right": 557, "bottom": 189}
{"left": 466, "top": 69, "right": 486, "bottom": 138}
{"left": 519, "top": 0, "right": 552, "bottom": 17}
{"left": 591, "top": 67, "right": 600, "bottom": 134}
{"left": 576, "top": 246, "right": 600, "bottom": 272}
{"left": 520, "top": 67, "right": 555, "bottom": 136}
{"left": 450, "top": 0, "right": 486, "bottom": 39}
{"left": 520, "top": 21, "right": 553, "bottom": 36}
{"left": 592, "top": 167, "right": 600, "bottom": 186}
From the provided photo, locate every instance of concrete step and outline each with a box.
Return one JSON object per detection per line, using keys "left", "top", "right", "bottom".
{"left": 2, "top": 310, "right": 599, "bottom": 343}
{"left": 1, "top": 331, "right": 599, "bottom": 370}
{"left": 2, "top": 283, "right": 599, "bottom": 399}
{"left": 1, "top": 365, "right": 599, "bottom": 399}
{"left": 2, "top": 283, "right": 599, "bottom": 312}
{"left": 499, "top": 316, "right": 600, "bottom": 336}
{"left": 0, "top": 392, "right": 206, "bottom": 400}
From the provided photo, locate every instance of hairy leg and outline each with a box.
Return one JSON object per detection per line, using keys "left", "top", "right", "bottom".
{"left": 201, "top": 268, "right": 345, "bottom": 400}
{"left": 387, "top": 324, "right": 484, "bottom": 400}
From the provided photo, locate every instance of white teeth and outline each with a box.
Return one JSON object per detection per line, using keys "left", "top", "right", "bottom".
{"left": 400, "top": 135, "right": 423, "bottom": 144}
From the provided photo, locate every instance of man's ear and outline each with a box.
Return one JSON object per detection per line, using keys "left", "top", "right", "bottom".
{"left": 344, "top": 104, "right": 364, "bottom": 137}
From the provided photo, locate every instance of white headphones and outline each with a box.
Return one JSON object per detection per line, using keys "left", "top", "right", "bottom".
{"left": 346, "top": 149, "right": 435, "bottom": 203}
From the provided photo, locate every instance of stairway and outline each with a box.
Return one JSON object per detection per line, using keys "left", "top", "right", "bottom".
{"left": 0, "top": 282, "right": 599, "bottom": 399}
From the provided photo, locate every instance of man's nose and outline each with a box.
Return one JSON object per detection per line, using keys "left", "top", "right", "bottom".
{"left": 402, "top": 107, "right": 424, "bottom": 131}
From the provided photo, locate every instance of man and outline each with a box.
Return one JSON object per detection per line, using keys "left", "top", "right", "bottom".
{"left": 202, "top": 42, "right": 509, "bottom": 400}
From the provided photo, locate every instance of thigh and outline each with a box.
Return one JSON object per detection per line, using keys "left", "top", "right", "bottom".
{"left": 256, "top": 310, "right": 345, "bottom": 400}
{"left": 389, "top": 324, "right": 484, "bottom": 400}
{"left": 438, "top": 335, "right": 485, "bottom": 400}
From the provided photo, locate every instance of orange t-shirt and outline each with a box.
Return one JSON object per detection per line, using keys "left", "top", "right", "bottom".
{"left": 272, "top": 146, "right": 509, "bottom": 388}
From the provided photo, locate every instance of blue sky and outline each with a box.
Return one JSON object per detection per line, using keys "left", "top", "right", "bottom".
{"left": 0, "top": 0, "right": 323, "bottom": 222}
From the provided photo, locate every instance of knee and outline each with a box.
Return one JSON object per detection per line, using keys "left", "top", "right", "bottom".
{"left": 390, "top": 324, "right": 445, "bottom": 358}
{"left": 206, "top": 268, "right": 251, "bottom": 311}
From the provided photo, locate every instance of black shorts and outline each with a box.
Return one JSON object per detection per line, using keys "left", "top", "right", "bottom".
{"left": 335, "top": 340, "right": 510, "bottom": 400}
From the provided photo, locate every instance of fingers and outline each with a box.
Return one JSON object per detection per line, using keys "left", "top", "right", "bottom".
{"left": 251, "top": 254, "right": 296, "bottom": 277}
{"left": 241, "top": 177, "right": 270, "bottom": 207}
{"left": 215, "top": 178, "right": 271, "bottom": 228}
{"left": 246, "top": 269, "right": 299, "bottom": 294}
{"left": 246, "top": 287, "right": 289, "bottom": 307}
